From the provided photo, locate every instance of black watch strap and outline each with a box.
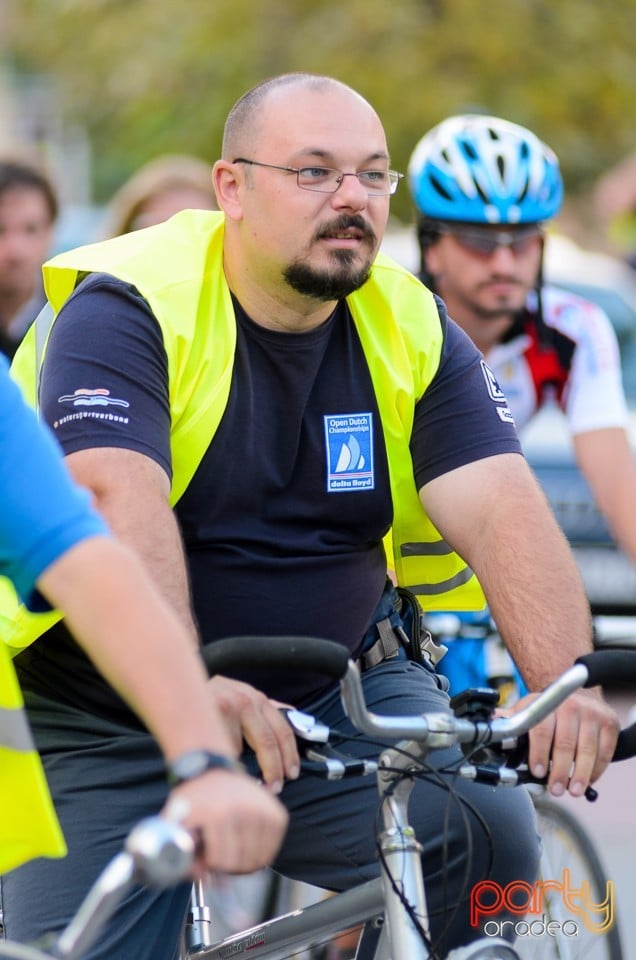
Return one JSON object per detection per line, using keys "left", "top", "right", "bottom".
{"left": 167, "top": 750, "right": 246, "bottom": 787}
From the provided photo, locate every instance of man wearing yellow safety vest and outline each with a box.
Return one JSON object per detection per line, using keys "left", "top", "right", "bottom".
{"left": 4, "top": 74, "right": 619, "bottom": 958}
{"left": 0, "top": 355, "right": 288, "bottom": 879}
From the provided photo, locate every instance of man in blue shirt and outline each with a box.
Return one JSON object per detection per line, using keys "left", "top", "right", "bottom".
{"left": 0, "top": 356, "right": 290, "bottom": 879}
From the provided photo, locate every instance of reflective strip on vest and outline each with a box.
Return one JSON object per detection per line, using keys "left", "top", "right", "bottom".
{"left": 0, "top": 645, "right": 67, "bottom": 872}
{"left": 399, "top": 538, "right": 475, "bottom": 596}
{"left": 0, "top": 705, "right": 35, "bottom": 752}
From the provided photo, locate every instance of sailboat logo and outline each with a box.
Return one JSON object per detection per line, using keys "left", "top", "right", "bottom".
{"left": 335, "top": 434, "right": 365, "bottom": 473}
{"left": 324, "top": 413, "right": 374, "bottom": 492}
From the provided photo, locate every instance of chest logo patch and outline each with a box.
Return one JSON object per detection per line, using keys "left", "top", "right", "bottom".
{"left": 324, "top": 413, "right": 374, "bottom": 492}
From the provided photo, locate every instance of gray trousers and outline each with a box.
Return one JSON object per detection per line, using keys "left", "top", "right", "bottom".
{"left": 1, "top": 653, "right": 540, "bottom": 959}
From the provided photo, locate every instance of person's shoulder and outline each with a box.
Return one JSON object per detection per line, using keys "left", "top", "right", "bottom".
{"left": 539, "top": 284, "right": 616, "bottom": 339}
{"left": 541, "top": 283, "right": 612, "bottom": 324}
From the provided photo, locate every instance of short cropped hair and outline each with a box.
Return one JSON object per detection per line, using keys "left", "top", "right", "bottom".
{"left": 0, "top": 160, "right": 58, "bottom": 221}
{"left": 222, "top": 73, "right": 354, "bottom": 161}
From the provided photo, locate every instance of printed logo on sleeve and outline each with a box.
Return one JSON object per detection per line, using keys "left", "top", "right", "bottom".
{"left": 324, "top": 413, "right": 374, "bottom": 492}
{"left": 53, "top": 388, "right": 130, "bottom": 428}
{"left": 480, "top": 360, "right": 507, "bottom": 402}
{"left": 57, "top": 388, "right": 130, "bottom": 409}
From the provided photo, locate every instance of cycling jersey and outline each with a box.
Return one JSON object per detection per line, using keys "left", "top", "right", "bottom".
{"left": 488, "top": 285, "right": 628, "bottom": 434}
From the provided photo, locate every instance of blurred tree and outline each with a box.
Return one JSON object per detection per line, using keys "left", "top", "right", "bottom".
{"left": 4, "top": 0, "right": 636, "bottom": 225}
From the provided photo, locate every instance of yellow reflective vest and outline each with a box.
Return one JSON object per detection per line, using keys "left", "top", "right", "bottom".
{"left": 0, "top": 642, "right": 66, "bottom": 872}
{"left": 5, "top": 210, "right": 484, "bottom": 656}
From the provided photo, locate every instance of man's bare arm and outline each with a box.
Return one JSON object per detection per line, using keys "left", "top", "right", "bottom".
{"left": 63, "top": 445, "right": 299, "bottom": 789}
{"left": 65, "top": 446, "right": 198, "bottom": 639}
{"left": 574, "top": 426, "right": 636, "bottom": 566}
{"left": 420, "top": 453, "right": 619, "bottom": 795}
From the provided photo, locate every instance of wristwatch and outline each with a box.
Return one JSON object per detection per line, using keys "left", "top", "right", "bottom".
{"left": 167, "top": 750, "right": 246, "bottom": 787}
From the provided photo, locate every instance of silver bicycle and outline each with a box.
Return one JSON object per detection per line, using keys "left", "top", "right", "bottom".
{"left": 1, "top": 641, "right": 634, "bottom": 960}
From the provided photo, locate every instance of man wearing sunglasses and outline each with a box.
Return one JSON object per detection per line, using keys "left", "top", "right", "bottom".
{"left": 408, "top": 114, "right": 636, "bottom": 574}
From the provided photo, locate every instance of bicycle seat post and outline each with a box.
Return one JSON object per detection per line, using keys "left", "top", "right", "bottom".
{"left": 376, "top": 745, "right": 431, "bottom": 960}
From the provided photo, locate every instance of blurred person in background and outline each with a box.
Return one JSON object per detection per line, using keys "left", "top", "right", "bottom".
{"left": 408, "top": 114, "right": 636, "bottom": 571}
{"left": 102, "top": 153, "right": 217, "bottom": 237}
{"left": 407, "top": 114, "right": 636, "bottom": 694}
{"left": 0, "top": 159, "right": 57, "bottom": 359}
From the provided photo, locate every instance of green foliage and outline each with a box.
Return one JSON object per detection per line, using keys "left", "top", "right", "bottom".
{"left": 6, "top": 0, "right": 636, "bottom": 221}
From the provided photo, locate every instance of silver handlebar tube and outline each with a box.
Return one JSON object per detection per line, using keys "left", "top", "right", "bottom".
{"left": 340, "top": 660, "right": 590, "bottom": 745}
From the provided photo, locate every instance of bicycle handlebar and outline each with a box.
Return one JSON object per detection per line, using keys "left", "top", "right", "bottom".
{"left": 201, "top": 635, "right": 350, "bottom": 680}
{"left": 202, "top": 638, "right": 636, "bottom": 760}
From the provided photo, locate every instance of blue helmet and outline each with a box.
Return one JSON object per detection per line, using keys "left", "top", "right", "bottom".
{"left": 408, "top": 114, "right": 563, "bottom": 225}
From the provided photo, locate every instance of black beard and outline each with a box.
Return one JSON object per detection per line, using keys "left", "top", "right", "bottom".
{"left": 283, "top": 253, "right": 372, "bottom": 301}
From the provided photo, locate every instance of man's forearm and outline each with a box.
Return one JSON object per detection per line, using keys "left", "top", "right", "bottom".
{"left": 469, "top": 490, "right": 593, "bottom": 690}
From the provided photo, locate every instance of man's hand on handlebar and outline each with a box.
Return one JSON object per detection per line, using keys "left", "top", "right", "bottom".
{"left": 512, "top": 688, "right": 621, "bottom": 798}
{"left": 163, "top": 767, "right": 289, "bottom": 878}
{"left": 206, "top": 675, "right": 301, "bottom": 793}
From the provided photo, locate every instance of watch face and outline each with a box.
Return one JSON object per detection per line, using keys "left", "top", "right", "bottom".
{"left": 175, "top": 751, "right": 208, "bottom": 779}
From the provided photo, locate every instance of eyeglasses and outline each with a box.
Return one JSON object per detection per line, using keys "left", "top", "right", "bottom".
{"left": 233, "top": 158, "right": 403, "bottom": 196}
{"left": 437, "top": 224, "right": 543, "bottom": 257}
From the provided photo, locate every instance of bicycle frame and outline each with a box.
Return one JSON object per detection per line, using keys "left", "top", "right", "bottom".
{"left": 182, "top": 876, "right": 385, "bottom": 960}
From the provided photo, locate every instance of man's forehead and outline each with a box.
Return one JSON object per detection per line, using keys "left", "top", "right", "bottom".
{"left": 259, "top": 84, "right": 387, "bottom": 154}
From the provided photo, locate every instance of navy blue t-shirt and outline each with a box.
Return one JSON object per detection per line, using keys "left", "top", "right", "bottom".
{"left": 16, "top": 273, "right": 521, "bottom": 719}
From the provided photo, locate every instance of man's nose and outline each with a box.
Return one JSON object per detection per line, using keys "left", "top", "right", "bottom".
{"left": 488, "top": 243, "right": 518, "bottom": 267}
{"left": 331, "top": 174, "right": 369, "bottom": 209}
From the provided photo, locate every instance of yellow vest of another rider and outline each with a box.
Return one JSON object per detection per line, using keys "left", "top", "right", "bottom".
{"left": 0, "top": 642, "right": 66, "bottom": 871}
{"left": 4, "top": 210, "right": 485, "bottom": 655}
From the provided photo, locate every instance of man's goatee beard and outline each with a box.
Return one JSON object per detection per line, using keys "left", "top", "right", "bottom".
{"left": 284, "top": 257, "right": 372, "bottom": 301}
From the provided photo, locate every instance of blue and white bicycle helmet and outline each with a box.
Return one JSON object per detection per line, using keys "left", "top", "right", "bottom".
{"left": 408, "top": 114, "right": 563, "bottom": 225}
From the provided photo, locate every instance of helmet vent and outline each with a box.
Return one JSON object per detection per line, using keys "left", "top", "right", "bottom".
{"left": 430, "top": 173, "right": 452, "bottom": 201}
{"left": 474, "top": 181, "right": 489, "bottom": 204}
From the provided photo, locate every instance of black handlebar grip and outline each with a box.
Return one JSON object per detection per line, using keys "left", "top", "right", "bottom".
{"left": 575, "top": 649, "right": 636, "bottom": 688}
{"left": 201, "top": 635, "right": 351, "bottom": 680}
{"left": 613, "top": 722, "right": 636, "bottom": 762}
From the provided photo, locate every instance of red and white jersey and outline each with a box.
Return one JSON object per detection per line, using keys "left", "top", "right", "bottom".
{"left": 487, "top": 285, "right": 629, "bottom": 434}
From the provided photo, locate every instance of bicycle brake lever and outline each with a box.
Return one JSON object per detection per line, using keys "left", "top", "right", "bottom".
{"left": 492, "top": 734, "right": 600, "bottom": 802}
{"left": 280, "top": 707, "right": 331, "bottom": 743}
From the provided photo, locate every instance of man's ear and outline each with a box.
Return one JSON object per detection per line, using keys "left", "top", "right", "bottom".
{"left": 213, "top": 161, "right": 243, "bottom": 221}
{"left": 421, "top": 239, "right": 441, "bottom": 277}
